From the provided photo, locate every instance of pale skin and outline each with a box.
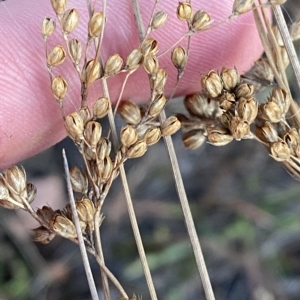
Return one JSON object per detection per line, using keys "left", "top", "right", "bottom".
{"left": 0, "top": 0, "right": 266, "bottom": 170}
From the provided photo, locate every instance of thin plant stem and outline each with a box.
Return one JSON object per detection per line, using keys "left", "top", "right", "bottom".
{"left": 62, "top": 149, "right": 99, "bottom": 300}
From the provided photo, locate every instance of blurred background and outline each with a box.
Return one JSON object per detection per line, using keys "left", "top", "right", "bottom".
{"left": 1, "top": 1, "right": 300, "bottom": 300}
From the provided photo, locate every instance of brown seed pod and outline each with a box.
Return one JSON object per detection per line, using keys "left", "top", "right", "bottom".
{"left": 143, "top": 54, "right": 159, "bottom": 75}
{"left": 182, "top": 130, "right": 206, "bottom": 149}
{"left": 140, "top": 38, "right": 158, "bottom": 56}
{"left": 220, "top": 67, "right": 240, "bottom": 91}
{"left": 219, "top": 110, "right": 235, "bottom": 129}
{"left": 4, "top": 166, "right": 27, "bottom": 198}
{"left": 69, "top": 166, "right": 88, "bottom": 194}
{"left": 88, "top": 12, "right": 104, "bottom": 37}
{"left": 290, "top": 19, "right": 300, "bottom": 41}
{"left": 234, "top": 82, "right": 254, "bottom": 98}
{"left": 232, "top": 0, "right": 254, "bottom": 16}
{"left": 83, "top": 59, "right": 101, "bottom": 84}
{"left": 33, "top": 226, "right": 55, "bottom": 244}
{"left": 75, "top": 198, "right": 95, "bottom": 226}
{"left": 149, "top": 94, "right": 167, "bottom": 118}
{"left": 191, "top": 10, "right": 212, "bottom": 32}
{"left": 171, "top": 46, "right": 187, "bottom": 71}
{"left": 177, "top": 2, "right": 193, "bottom": 21}
{"left": 104, "top": 54, "right": 123, "bottom": 76}
{"left": 270, "top": 141, "right": 290, "bottom": 162}
{"left": 219, "top": 92, "right": 236, "bottom": 111}
{"left": 151, "top": 68, "right": 168, "bottom": 94}
{"left": 97, "top": 138, "right": 111, "bottom": 161}
{"left": 26, "top": 183, "right": 37, "bottom": 204}
{"left": 0, "top": 177, "right": 11, "bottom": 201}
{"left": 50, "top": 215, "right": 77, "bottom": 239}
{"left": 282, "top": 128, "right": 300, "bottom": 155}
{"left": 207, "top": 127, "right": 233, "bottom": 146}
{"left": 270, "top": 87, "right": 290, "bottom": 116}
{"left": 259, "top": 102, "right": 282, "bottom": 123}
{"left": 118, "top": 100, "right": 141, "bottom": 125}
{"left": 51, "top": 76, "right": 68, "bottom": 101}
{"left": 78, "top": 107, "right": 91, "bottom": 126}
{"left": 161, "top": 116, "right": 181, "bottom": 136}
{"left": 93, "top": 97, "right": 110, "bottom": 119}
{"left": 127, "top": 140, "right": 147, "bottom": 158}
{"left": 253, "top": 58, "right": 274, "bottom": 84}
{"left": 65, "top": 112, "right": 84, "bottom": 143}
{"left": 84, "top": 121, "right": 102, "bottom": 150}
{"left": 37, "top": 206, "right": 55, "bottom": 223}
{"left": 0, "top": 177, "right": 24, "bottom": 209}
{"left": 151, "top": 11, "right": 168, "bottom": 30}
{"left": 125, "top": 49, "right": 143, "bottom": 71}
{"left": 120, "top": 125, "right": 138, "bottom": 147}
{"left": 144, "top": 127, "right": 161, "bottom": 146}
{"left": 229, "top": 117, "right": 250, "bottom": 140}
{"left": 62, "top": 9, "right": 79, "bottom": 34}
{"left": 255, "top": 121, "right": 278, "bottom": 143}
{"left": 69, "top": 39, "right": 82, "bottom": 65}
{"left": 100, "top": 156, "right": 113, "bottom": 182}
{"left": 51, "top": 0, "right": 67, "bottom": 15}
{"left": 201, "top": 70, "right": 223, "bottom": 98}
{"left": 47, "top": 45, "right": 66, "bottom": 67}
{"left": 237, "top": 97, "right": 258, "bottom": 124}
{"left": 41, "top": 18, "right": 56, "bottom": 38}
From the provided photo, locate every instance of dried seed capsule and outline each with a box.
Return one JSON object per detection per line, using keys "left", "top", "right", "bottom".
{"left": 37, "top": 206, "right": 55, "bottom": 223}
{"left": 125, "top": 49, "right": 143, "bottom": 71}
{"left": 84, "top": 121, "right": 102, "bottom": 150}
{"left": 237, "top": 97, "right": 258, "bottom": 123}
{"left": 50, "top": 215, "right": 77, "bottom": 239}
{"left": 69, "top": 166, "right": 88, "bottom": 194}
{"left": 201, "top": 70, "right": 223, "bottom": 98}
{"left": 151, "top": 11, "right": 168, "bottom": 30}
{"left": 76, "top": 198, "right": 95, "bottom": 225}
{"left": 255, "top": 121, "right": 278, "bottom": 143}
{"left": 83, "top": 59, "right": 101, "bottom": 84}
{"left": 290, "top": 19, "right": 300, "bottom": 41}
{"left": 33, "top": 226, "right": 55, "bottom": 244}
{"left": 234, "top": 82, "right": 254, "bottom": 98}
{"left": 100, "top": 156, "right": 113, "bottom": 182}
{"left": 88, "top": 12, "right": 104, "bottom": 37}
{"left": 184, "top": 93, "right": 216, "bottom": 117}
{"left": 78, "top": 107, "right": 91, "bottom": 126}
{"left": 229, "top": 117, "right": 250, "bottom": 140}
{"left": 149, "top": 94, "right": 167, "bottom": 118}
{"left": 51, "top": 0, "right": 67, "bottom": 15}
{"left": 93, "top": 97, "right": 110, "bottom": 119}
{"left": 144, "top": 127, "right": 161, "bottom": 146}
{"left": 191, "top": 10, "right": 211, "bottom": 32}
{"left": 140, "top": 38, "right": 158, "bottom": 56}
{"left": 97, "top": 138, "right": 111, "bottom": 160}
{"left": 207, "top": 127, "right": 233, "bottom": 146}
{"left": 26, "top": 183, "right": 36, "bottom": 204}
{"left": 177, "top": 2, "right": 193, "bottom": 21}
{"left": 152, "top": 68, "right": 168, "bottom": 94}
{"left": 104, "top": 54, "right": 123, "bottom": 76}
{"left": 121, "top": 125, "right": 138, "bottom": 147}
{"left": 270, "top": 141, "right": 290, "bottom": 162}
{"left": 253, "top": 58, "right": 274, "bottom": 84}
{"left": 232, "top": 0, "right": 254, "bottom": 16}
{"left": 283, "top": 128, "right": 300, "bottom": 155}
{"left": 219, "top": 92, "right": 236, "bottom": 111}
{"left": 41, "top": 18, "right": 56, "bottom": 38}
{"left": 69, "top": 39, "right": 82, "bottom": 65}
{"left": 47, "top": 45, "right": 66, "bottom": 67}
{"left": 62, "top": 9, "right": 79, "bottom": 34}
{"left": 5, "top": 166, "right": 27, "bottom": 198}
{"left": 143, "top": 54, "right": 159, "bottom": 75}
{"left": 127, "top": 140, "right": 147, "bottom": 158}
{"left": 161, "top": 116, "right": 181, "bottom": 136}
{"left": 171, "top": 46, "right": 187, "bottom": 71}
{"left": 65, "top": 112, "right": 84, "bottom": 143}
{"left": 0, "top": 177, "right": 23, "bottom": 209}
{"left": 270, "top": 87, "right": 290, "bottom": 116}
{"left": 0, "top": 177, "right": 10, "bottom": 201}
{"left": 259, "top": 102, "right": 282, "bottom": 123}
{"left": 220, "top": 67, "right": 240, "bottom": 91}
{"left": 278, "top": 46, "right": 290, "bottom": 69}
{"left": 269, "top": 0, "right": 287, "bottom": 5}
{"left": 219, "top": 110, "right": 234, "bottom": 128}
{"left": 118, "top": 100, "right": 141, "bottom": 125}
{"left": 51, "top": 76, "right": 68, "bottom": 101}
{"left": 182, "top": 129, "right": 206, "bottom": 149}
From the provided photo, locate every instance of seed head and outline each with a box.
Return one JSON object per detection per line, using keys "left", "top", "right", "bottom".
{"left": 76, "top": 198, "right": 95, "bottom": 226}
{"left": 78, "top": 107, "right": 91, "bottom": 126}
{"left": 259, "top": 102, "right": 282, "bottom": 123}
{"left": 151, "top": 11, "right": 168, "bottom": 30}
{"left": 4, "top": 166, "right": 27, "bottom": 198}
{"left": 143, "top": 54, "right": 159, "bottom": 75}
{"left": 232, "top": 0, "right": 254, "bottom": 16}
{"left": 51, "top": 76, "right": 68, "bottom": 101}
{"left": 97, "top": 138, "right": 111, "bottom": 161}
{"left": 47, "top": 45, "right": 66, "bottom": 67}
{"left": 99, "top": 156, "right": 113, "bottom": 182}
{"left": 237, "top": 97, "right": 258, "bottom": 123}
{"left": 127, "top": 141, "right": 147, "bottom": 158}
{"left": 69, "top": 39, "right": 82, "bottom": 65}
{"left": 207, "top": 127, "right": 233, "bottom": 146}
{"left": 283, "top": 128, "right": 300, "bottom": 155}
{"left": 255, "top": 121, "right": 278, "bottom": 143}
{"left": 37, "top": 206, "right": 55, "bottom": 223}
{"left": 191, "top": 10, "right": 212, "bottom": 32}
{"left": 161, "top": 116, "right": 181, "bottom": 136}
{"left": 51, "top": 0, "right": 67, "bottom": 15}
{"left": 184, "top": 93, "right": 213, "bottom": 117}
{"left": 50, "top": 215, "right": 77, "bottom": 239}
{"left": 83, "top": 59, "right": 101, "bottom": 84}
{"left": 140, "top": 38, "right": 158, "bottom": 56}
{"left": 84, "top": 121, "right": 102, "bottom": 150}
{"left": 65, "top": 112, "right": 84, "bottom": 143}
{"left": 26, "top": 183, "right": 37, "bottom": 204}
{"left": 221, "top": 67, "right": 240, "bottom": 91}
{"left": 177, "top": 2, "right": 193, "bottom": 21}
{"left": 229, "top": 117, "right": 250, "bottom": 140}
{"left": 234, "top": 82, "right": 254, "bottom": 98}
{"left": 93, "top": 97, "right": 110, "bottom": 119}
{"left": 149, "top": 94, "right": 167, "bottom": 118}
{"left": 121, "top": 125, "right": 138, "bottom": 147}
{"left": 270, "top": 141, "right": 290, "bottom": 162}
{"left": 104, "top": 54, "right": 123, "bottom": 77}
{"left": 41, "top": 18, "right": 56, "bottom": 39}
{"left": 201, "top": 71, "right": 223, "bottom": 98}
{"left": 152, "top": 68, "right": 168, "bottom": 94}
{"left": 219, "top": 92, "right": 236, "bottom": 111}
{"left": 118, "top": 100, "right": 141, "bottom": 125}
{"left": 182, "top": 130, "right": 206, "bottom": 149}
{"left": 144, "top": 127, "right": 161, "bottom": 146}
{"left": 171, "top": 46, "right": 187, "bottom": 71}
{"left": 33, "top": 226, "right": 55, "bottom": 244}
{"left": 253, "top": 58, "right": 274, "bottom": 84}
{"left": 62, "top": 9, "right": 79, "bottom": 34}
{"left": 69, "top": 166, "right": 88, "bottom": 194}
{"left": 270, "top": 87, "right": 290, "bottom": 116}
{"left": 125, "top": 49, "right": 143, "bottom": 71}
{"left": 88, "top": 12, "right": 104, "bottom": 37}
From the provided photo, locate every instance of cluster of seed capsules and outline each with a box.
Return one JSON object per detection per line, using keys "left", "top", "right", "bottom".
{"left": 180, "top": 67, "right": 299, "bottom": 164}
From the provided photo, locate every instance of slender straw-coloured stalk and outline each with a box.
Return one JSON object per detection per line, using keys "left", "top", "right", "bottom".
{"left": 62, "top": 149, "right": 99, "bottom": 300}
